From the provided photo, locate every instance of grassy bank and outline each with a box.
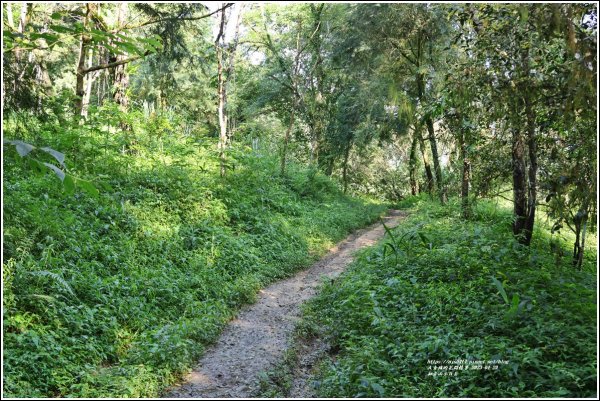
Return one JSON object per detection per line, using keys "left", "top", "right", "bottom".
{"left": 299, "top": 196, "right": 597, "bottom": 398}
{"left": 2, "top": 118, "right": 387, "bottom": 397}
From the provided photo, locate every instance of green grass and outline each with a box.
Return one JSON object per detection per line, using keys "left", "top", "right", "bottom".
{"left": 2, "top": 114, "right": 388, "bottom": 397}
{"left": 300, "top": 195, "right": 597, "bottom": 398}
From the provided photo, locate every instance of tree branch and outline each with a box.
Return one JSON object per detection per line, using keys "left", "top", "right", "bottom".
{"left": 390, "top": 40, "right": 417, "bottom": 66}
{"left": 81, "top": 51, "right": 149, "bottom": 74}
{"left": 113, "top": 3, "right": 233, "bottom": 33}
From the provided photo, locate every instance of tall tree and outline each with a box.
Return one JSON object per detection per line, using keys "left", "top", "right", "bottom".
{"left": 346, "top": 3, "right": 450, "bottom": 203}
{"left": 215, "top": 3, "right": 243, "bottom": 177}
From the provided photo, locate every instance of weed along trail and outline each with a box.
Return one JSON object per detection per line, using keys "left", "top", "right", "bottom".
{"left": 165, "top": 210, "right": 407, "bottom": 398}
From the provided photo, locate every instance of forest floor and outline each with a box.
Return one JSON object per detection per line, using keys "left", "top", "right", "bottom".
{"left": 164, "top": 210, "right": 407, "bottom": 398}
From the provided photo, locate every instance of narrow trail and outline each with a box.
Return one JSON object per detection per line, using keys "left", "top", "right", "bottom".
{"left": 165, "top": 210, "right": 407, "bottom": 398}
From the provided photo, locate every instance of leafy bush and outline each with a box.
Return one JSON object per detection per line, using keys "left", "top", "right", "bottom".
{"left": 2, "top": 112, "right": 388, "bottom": 397}
{"left": 302, "top": 196, "right": 596, "bottom": 398}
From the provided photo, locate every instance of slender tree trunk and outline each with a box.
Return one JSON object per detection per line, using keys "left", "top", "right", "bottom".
{"left": 512, "top": 126, "right": 528, "bottom": 243}
{"left": 6, "top": 4, "right": 15, "bottom": 30}
{"left": 280, "top": 104, "right": 296, "bottom": 176}
{"left": 418, "top": 128, "right": 434, "bottom": 194}
{"left": 75, "top": 4, "right": 92, "bottom": 117}
{"left": 279, "top": 26, "right": 304, "bottom": 177}
{"left": 32, "top": 16, "right": 54, "bottom": 110}
{"left": 81, "top": 49, "right": 94, "bottom": 118}
{"left": 577, "top": 215, "right": 588, "bottom": 268}
{"left": 214, "top": 4, "right": 242, "bottom": 177}
{"left": 572, "top": 199, "right": 590, "bottom": 268}
{"left": 573, "top": 218, "right": 582, "bottom": 267}
{"left": 113, "top": 3, "right": 129, "bottom": 109}
{"left": 311, "top": 129, "right": 320, "bottom": 166}
{"left": 9, "top": 4, "right": 30, "bottom": 103}
{"left": 409, "top": 131, "right": 419, "bottom": 196}
{"left": 217, "top": 46, "right": 227, "bottom": 177}
{"left": 523, "top": 84, "right": 537, "bottom": 245}
{"left": 425, "top": 117, "right": 446, "bottom": 204}
{"left": 113, "top": 61, "right": 129, "bottom": 108}
{"left": 342, "top": 143, "right": 351, "bottom": 193}
{"left": 97, "top": 69, "right": 102, "bottom": 106}
{"left": 512, "top": 43, "right": 537, "bottom": 245}
{"left": 459, "top": 129, "right": 471, "bottom": 219}
{"left": 310, "top": 4, "right": 325, "bottom": 168}
{"left": 224, "top": 4, "right": 243, "bottom": 146}
{"left": 15, "top": 3, "right": 30, "bottom": 61}
{"left": 324, "top": 153, "right": 335, "bottom": 176}
{"left": 416, "top": 72, "right": 445, "bottom": 203}
{"left": 215, "top": 6, "right": 227, "bottom": 177}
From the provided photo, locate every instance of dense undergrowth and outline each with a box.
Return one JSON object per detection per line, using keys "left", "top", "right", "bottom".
{"left": 2, "top": 111, "right": 387, "bottom": 398}
{"left": 300, "top": 195, "right": 597, "bottom": 398}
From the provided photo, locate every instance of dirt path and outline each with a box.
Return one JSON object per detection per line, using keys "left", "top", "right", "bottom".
{"left": 165, "top": 210, "right": 407, "bottom": 398}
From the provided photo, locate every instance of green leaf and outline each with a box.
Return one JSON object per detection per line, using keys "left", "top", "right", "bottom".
{"left": 50, "top": 12, "right": 63, "bottom": 20}
{"left": 505, "top": 293, "right": 520, "bottom": 319}
{"left": 30, "top": 32, "right": 60, "bottom": 43}
{"left": 511, "top": 293, "right": 519, "bottom": 309}
{"left": 28, "top": 294, "right": 57, "bottom": 303}
{"left": 63, "top": 174, "right": 75, "bottom": 195}
{"left": 90, "top": 28, "right": 113, "bottom": 38}
{"left": 29, "top": 270, "right": 76, "bottom": 298}
{"left": 40, "top": 147, "right": 65, "bottom": 166}
{"left": 49, "top": 24, "right": 76, "bottom": 34}
{"left": 370, "top": 382, "right": 385, "bottom": 396}
{"left": 491, "top": 276, "right": 509, "bottom": 304}
{"left": 102, "top": 43, "right": 120, "bottom": 54}
{"left": 5, "top": 139, "right": 36, "bottom": 157}
{"left": 27, "top": 158, "right": 44, "bottom": 174}
{"left": 418, "top": 232, "right": 430, "bottom": 246}
{"left": 115, "top": 40, "right": 144, "bottom": 56}
{"left": 147, "top": 37, "right": 163, "bottom": 49}
{"left": 4, "top": 30, "right": 15, "bottom": 41}
{"left": 43, "top": 162, "right": 66, "bottom": 182}
{"left": 381, "top": 221, "right": 398, "bottom": 245}
{"left": 76, "top": 178, "right": 100, "bottom": 199}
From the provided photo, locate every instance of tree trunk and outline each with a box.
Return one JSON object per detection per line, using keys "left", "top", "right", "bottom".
{"left": 216, "top": 6, "right": 227, "bottom": 177}
{"left": 309, "top": 4, "right": 325, "bottom": 168}
{"left": 523, "top": 81, "right": 537, "bottom": 246}
{"left": 572, "top": 200, "right": 590, "bottom": 269}
{"left": 409, "top": 131, "right": 419, "bottom": 196}
{"left": 280, "top": 27, "right": 303, "bottom": 177}
{"left": 512, "top": 126, "right": 528, "bottom": 243}
{"left": 342, "top": 143, "right": 351, "bottom": 193}
{"left": 217, "top": 45, "right": 227, "bottom": 177}
{"left": 6, "top": 4, "right": 15, "bottom": 30}
{"left": 418, "top": 127, "right": 434, "bottom": 194}
{"left": 214, "top": 4, "right": 243, "bottom": 177}
{"left": 224, "top": 4, "right": 243, "bottom": 146}
{"left": 113, "top": 60, "right": 129, "bottom": 108}
{"left": 75, "top": 4, "right": 92, "bottom": 117}
{"left": 459, "top": 129, "right": 471, "bottom": 219}
{"left": 280, "top": 104, "right": 295, "bottom": 176}
{"left": 15, "top": 3, "right": 30, "bottom": 61}
{"left": 577, "top": 215, "right": 588, "bottom": 268}
{"left": 324, "top": 153, "right": 335, "bottom": 176}
{"left": 416, "top": 72, "right": 445, "bottom": 203}
{"left": 425, "top": 117, "right": 446, "bottom": 204}
{"left": 113, "top": 3, "right": 129, "bottom": 109}
{"left": 512, "top": 42, "right": 537, "bottom": 246}
{"left": 32, "top": 16, "right": 54, "bottom": 111}
{"left": 81, "top": 48, "right": 94, "bottom": 118}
